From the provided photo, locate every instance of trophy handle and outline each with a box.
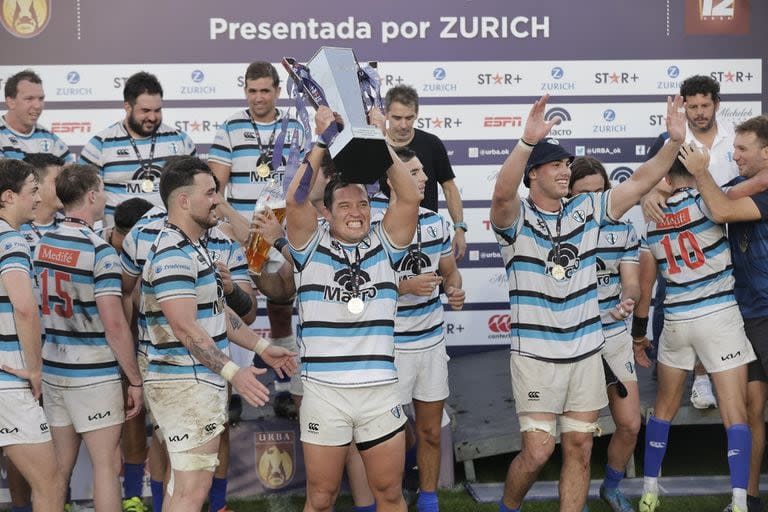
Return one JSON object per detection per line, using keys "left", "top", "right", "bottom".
{"left": 282, "top": 57, "right": 325, "bottom": 110}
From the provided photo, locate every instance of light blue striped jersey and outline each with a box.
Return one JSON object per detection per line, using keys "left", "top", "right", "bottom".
{"left": 78, "top": 122, "right": 195, "bottom": 224}
{"left": 493, "top": 192, "right": 615, "bottom": 361}
{"left": 373, "top": 207, "right": 452, "bottom": 352}
{"left": 19, "top": 216, "right": 62, "bottom": 301}
{"left": 0, "top": 116, "right": 75, "bottom": 163}
{"left": 0, "top": 220, "right": 35, "bottom": 390}
{"left": 290, "top": 222, "right": 407, "bottom": 387}
{"left": 596, "top": 221, "right": 639, "bottom": 337}
{"left": 644, "top": 188, "right": 735, "bottom": 321}
{"left": 141, "top": 225, "right": 228, "bottom": 389}
{"left": 208, "top": 109, "right": 303, "bottom": 215}
{"left": 34, "top": 225, "right": 122, "bottom": 388}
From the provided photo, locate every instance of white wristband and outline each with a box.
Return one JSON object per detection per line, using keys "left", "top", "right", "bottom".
{"left": 254, "top": 337, "right": 270, "bottom": 356}
{"left": 220, "top": 361, "right": 240, "bottom": 382}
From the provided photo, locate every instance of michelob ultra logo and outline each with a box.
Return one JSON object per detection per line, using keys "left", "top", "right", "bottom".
{"left": 1, "top": 0, "right": 50, "bottom": 38}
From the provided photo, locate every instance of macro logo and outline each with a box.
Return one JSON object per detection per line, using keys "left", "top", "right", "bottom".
{"left": 610, "top": 166, "right": 634, "bottom": 183}
{"left": 667, "top": 65, "right": 680, "bottom": 79}
{"left": 66, "top": 71, "right": 80, "bottom": 85}
{"left": 685, "top": 0, "right": 749, "bottom": 35}
{"left": 546, "top": 107, "right": 573, "bottom": 137}
{"left": 488, "top": 314, "right": 512, "bottom": 334}
{"left": 541, "top": 66, "right": 575, "bottom": 92}
{"left": 422, "top": 66, "right": 457, "bottom": 94}
{"left": 0, "top": 0, "right": 50, "bottom": 38}
{"left": 191, "top": 69, "right": 205, "bottom": 83}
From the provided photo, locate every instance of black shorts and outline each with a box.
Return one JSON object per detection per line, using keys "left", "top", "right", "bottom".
{"left": 745, "top": 316, "right": 768, "bottom": 382}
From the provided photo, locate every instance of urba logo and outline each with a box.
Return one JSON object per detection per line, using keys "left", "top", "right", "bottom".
{"left": 1, "top": 0, "right": 50, "bottom": 38}
{"left": 685, "top": 0, "right": 749, "bottom": 35}
{"left": 255, "top": 431, "right": 295, "bottom": 489}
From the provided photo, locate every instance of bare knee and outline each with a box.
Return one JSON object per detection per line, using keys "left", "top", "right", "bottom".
{"left": 416, "top": 422, "right": 442, "bottom": 448}
{"left": 616, "top": 414, "right": 641, "bottom": 438}
{"left": 307, "top": 485, "right": 340, "bottom": 511}
{"left": 562, "top": 433, "right": 594, "bottom": 465}
{"left": 520, "top": 438, "right": 556, "bottom": 469}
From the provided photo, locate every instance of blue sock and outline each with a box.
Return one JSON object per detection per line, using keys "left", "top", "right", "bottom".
{"left": 727, "top": 424, "right": 751, "bottom": 490}
{"left": 123, "top": 462, "right": 145, "bottom": 499}
{"left": 417, "top": 490, "right": 439, "bottom": 512}
{"left": 405, "top": 444, "right": 418, "bottom": 470}
{"left": 209, "top": 477, "right": 227, "bottom": 512}
{"left": 498, "top": 500, "right": 520, "bottom": 512}
{"left": 643, "top": 416, "right": 671, "bottom": 478}
{"left": 603, "top": 464, "right": 625, "bottom": 490}
{"left": 150, "top": 479, "right": 164, "bottom": 512}
{"left": 353, "top": 505, "right": 376, "bottom": 512}
{"left": 11, "top": 506, "right": 32, "bottom": 512}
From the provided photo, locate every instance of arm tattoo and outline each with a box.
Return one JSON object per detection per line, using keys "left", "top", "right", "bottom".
{"left": 186, "top": 335, "right": 229, "bottom": 374}
{"left": 227, "top": 311, "right": 243, "bottom": 331}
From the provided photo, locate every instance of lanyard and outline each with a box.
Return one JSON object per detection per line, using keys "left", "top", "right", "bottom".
{"left": 246, "top": 109, "right": 278, "bottom": 167}
{"left": 527, "top": 198, "right": 564, "bottom": 265}
{"left": 124, "top": 123, "right": 157, "bottom": 177}
{"left": 164, "top": 222, "right": 223, "bottom": 300}
{"left": 332, "top": 240, "right": 362, "bottom": 298}
{"left": 409, "top": 217, "right": 423, "bottom": 275}
{"left": 62, "top": 216, "right": 94, "bottom": 232}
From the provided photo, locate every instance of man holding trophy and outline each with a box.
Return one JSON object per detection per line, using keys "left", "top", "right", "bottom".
{"left": 283, "top": 48, "right": 420, "bottom": 512}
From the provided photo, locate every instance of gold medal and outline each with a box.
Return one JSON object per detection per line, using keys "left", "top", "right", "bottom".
{"left": 256, "top": 163, "right": 271, "bottom": 178}
{"left": 347, "top": 297, "right": 364, "bottom": 315}
{"left": 141, "top": 179, "right": 154, "bottom": 193}
{"left": 551, "top": 264, "right": 566, "bottom": 280}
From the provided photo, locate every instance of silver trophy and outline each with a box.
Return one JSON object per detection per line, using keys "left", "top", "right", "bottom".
{"left": 283, "top": 47, "right": 392, "bottom": 184}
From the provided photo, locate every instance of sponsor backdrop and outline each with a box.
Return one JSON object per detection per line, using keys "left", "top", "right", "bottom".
{"left": 0, "top": 0, "right": 764, "bottom": 499}
{"left": 1, "top": 0, "right": 764, "bottom": 349}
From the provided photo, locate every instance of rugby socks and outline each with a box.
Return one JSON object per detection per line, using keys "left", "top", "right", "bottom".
{"left": 727, "top": 424, "right": 751, "bottom": 511}
{"left": 150, "top": 479, "right": 164, "bottom": 512}
{"left": 11, "top": 506, "right": 32, "bottom": 512}
{"left": 603, "top": 464, "right": 625, "bottom": 490}
{"left": 417, "top": 490, "right": 439, "bottom": 512}
{"left": 353, "top": 504, "right": 376, "bottom": 512}
{"left": 643, "top": 416, "right": 671, "bottom": 494}
{"left": 209, "top": 477, "right": 228, "bottom": 512}
{"left": 498, "top": 500, "right": 520, "bottom": 512}
{"left": 123, "top": 462, "right": 145, "bottom": 499}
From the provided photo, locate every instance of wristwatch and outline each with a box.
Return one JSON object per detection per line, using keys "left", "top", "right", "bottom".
{"left": 273, "top": 237, "right": 289, "bottom": 252}
{"left": 454, "top": 221, "right": 468, "bottom": 232}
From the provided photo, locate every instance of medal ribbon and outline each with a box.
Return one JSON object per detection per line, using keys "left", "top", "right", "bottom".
{"left": 527, "top": 199, "right": 564, "bottom": 274}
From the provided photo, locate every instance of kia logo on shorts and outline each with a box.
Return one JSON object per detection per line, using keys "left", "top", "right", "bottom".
{"left": 488, "top": 314, "right": 511, "bottom": 333}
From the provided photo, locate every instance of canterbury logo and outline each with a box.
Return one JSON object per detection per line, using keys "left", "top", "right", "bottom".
{"left": 527, "top": 391, "right": 540, "bottom": 400}
{"left": 307, "top": 422, "right": 319, "bottom": 432}
{"left": 488, "top": 314, "right": 511, "bottom": 333}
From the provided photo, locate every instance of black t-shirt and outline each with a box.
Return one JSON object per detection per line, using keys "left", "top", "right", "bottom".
{"left": 408, "top": 129, "right": 456, "bottom": 212}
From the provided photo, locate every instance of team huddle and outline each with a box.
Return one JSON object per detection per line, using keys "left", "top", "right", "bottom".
{"left": 0, "top": 62, "right": 766, "bottom": 512}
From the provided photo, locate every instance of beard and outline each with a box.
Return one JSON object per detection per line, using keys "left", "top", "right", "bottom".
{"left": 191, "top": 208, "right": 218, "bottom": 231}
{"left": 127, "top": 112, "right": 160, "bottom": 137}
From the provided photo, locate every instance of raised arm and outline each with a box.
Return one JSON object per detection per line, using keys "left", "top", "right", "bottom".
{"left": 490, "top": 95, "right": 560, "bottom": 228}
{"left": 680, "top": 145, "right": 762, "bottom": 223}
{"left": 381, "top": 143, "right": 421, "bottom": 247}
{"left": 610, "top": 96, "right": 686, "bottom": 219}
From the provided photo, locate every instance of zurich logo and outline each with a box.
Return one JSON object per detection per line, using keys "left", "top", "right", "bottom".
{"left": 191, "top": 70, "right": 205, "bottom": 83}
{"left": 432, "top": 67, "right": 446, "bottom": 81}
{"left": 551, "top": 67, "right": 564, "bottom": 80}
{"left": 667, "top": 65, "right": 680, "bottom": 79}
{"left": 603, "top": 109, "right": 617, "bottom": 122}
{"left": 66, "top": 71, "right": 80, "bottom": 85}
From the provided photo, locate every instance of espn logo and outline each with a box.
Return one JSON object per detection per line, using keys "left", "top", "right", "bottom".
{"left": 51, "top": 122, "right": 92, "bottom": 133}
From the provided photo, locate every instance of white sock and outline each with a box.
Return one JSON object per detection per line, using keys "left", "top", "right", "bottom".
{"left": 643, "top": 476, "right": 658, "bottom": 495}
{"left": 733, "top": 488, "right": 747, "bottom": 510}
{"left": 694, "top": 374, "right": 710, "bottom": 385}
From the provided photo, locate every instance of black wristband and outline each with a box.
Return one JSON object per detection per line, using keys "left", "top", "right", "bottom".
{"left": 631, "top": 316, "right": 649, "bottom": 338}
{"left": 128, "top": 382, "right": 142, "bottom": 388}
{"left": 225, "top": 285, "right": 253, "bottom": 318}
{"left": 273, "top": 237, "right": 289, "bottom": 252}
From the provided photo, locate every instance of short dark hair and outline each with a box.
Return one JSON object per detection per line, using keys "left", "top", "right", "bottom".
{"left": 668, "top": 151, "right": 693, "bottom": 180}
{"left": 735, "top": 115, "right": 768, "bottom": 148}
{"left": 323, "top": 176, "right": 366, "bottom": 211}
{"left": 378, "top": 146, "right": 418, "bottom": 198}
{"left": 56, "top": 164, "right": 101, "bottom": 208}
{"left": 569, "top": 157, "right": 611, "bottom": 193}
{"left": 113, "top": 198, "right": 154, "bottom": 235}
{"left": 5, "top": 69, "right": 42, "bottom": 99}
{"left": 23, "top": 153, "right": 64, "bottom": 180}
{"left": 0, "top": 159, "right": 37, "bottom": 209}
{"left": 123, "top": 72, "right": 163, "bottom": 105}
{"left": 680, "top": 75, "right": 720, "bottom": 103}
{"left": 385, "top": 85, "right": 419, "bottom": 112}
{"left": 159, "top": 156, "right": 213, "bottom": 207}
{"left": 244, "top": 62, "right": 280, "bottom": 88}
